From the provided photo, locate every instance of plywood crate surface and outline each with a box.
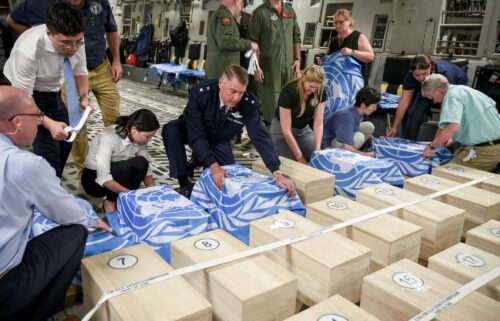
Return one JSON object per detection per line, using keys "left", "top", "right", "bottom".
{"left": 361, "top": 258, "right": 500, "bottom": 321}
{"left": 252, "top": 156, "right": 335, "bottom": 204}
{"left": 81, "top": 244, "right": 212, "bottom": 321}
{"left": 356, "top": 183, "right": 465, "bottom": 260}
{"left": 285, "top": 294, "right": 382, "bottom": 321}
{"left": 171, "top": 229, "right": 297, "bottom": 321}
{"left": 428, "top": 242, "right": 500, "bottom": 300}
{"left": 466, "top": 219, "right": 500, "bottom": 256}
{"left": 404, "top": 174, "right": 500, "bottom": 235}
{"left": 432, "top": 164, "right": 500, "bottom": 194}
{"left": 250, "top": 210, "right": 371, "bottom": 305}
{"left": 307, "top": 195, "right": 422, "bottom": 271}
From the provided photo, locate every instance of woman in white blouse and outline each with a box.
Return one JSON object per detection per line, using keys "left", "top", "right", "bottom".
{"left": 82, "top": 109, "right": 159, "bottom": 212}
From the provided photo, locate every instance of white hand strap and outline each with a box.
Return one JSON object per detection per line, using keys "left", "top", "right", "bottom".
{"left": 64, "top": 106, "right": 91, "bottom": 143}
{"left": 245, "top": 50, "right": 260, "bottom": 75}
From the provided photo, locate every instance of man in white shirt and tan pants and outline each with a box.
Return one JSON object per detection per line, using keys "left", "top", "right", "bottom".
{"left": 3, "top": 2, "right": 90, "bottom": 178}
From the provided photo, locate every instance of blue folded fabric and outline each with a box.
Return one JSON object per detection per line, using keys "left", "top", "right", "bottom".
{"left": 190, "top": 164, "right": 306, "bottom": 244}
{"left": 32, "top": 199, "right": 135, "bottom": 285}
{"left": 149, "top": 62, "right": 186, "bottom": 76}
{"left": 109, "top": 185, "right": 216, "bottom": 263}
{"left": 149, "top": 63, "right": 206, "bottom": 89}
{"left": 379, "top": 92, "right": 401, "bottom": 110}
{"left": 373, "top": 138, "right": 453, "bottom": 177}
{"left": 310, "top": 149, "right": 404, "bottom": 199}
{"left": 322, "top": 52, "right": 365, "bottom": 121}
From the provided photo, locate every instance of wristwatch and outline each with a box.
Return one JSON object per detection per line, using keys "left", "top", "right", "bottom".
{"left": 427, "top": 143, "right": 436, "bottom": 150}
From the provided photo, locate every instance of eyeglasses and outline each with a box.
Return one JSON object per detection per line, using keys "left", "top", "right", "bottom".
{"left": 9, "top": 112, "right": 45, "bottom": 125}
{"left": 334, "top": 19, "right": 348, "bottom": 25}
{"left": 61, "top": 40, "right": 85, "bottom": 49}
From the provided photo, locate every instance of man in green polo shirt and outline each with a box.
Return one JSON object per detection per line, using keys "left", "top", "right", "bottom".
{"left": 248, "top": 0, "right": 302, "bottom": 125}
{"left": 422, "top": 74, "right": 500, "bottom": 172}
{"left": 205, "top": 0, "right": 259, "bottom": 79}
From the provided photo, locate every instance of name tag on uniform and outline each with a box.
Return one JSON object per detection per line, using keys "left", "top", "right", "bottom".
{"left": 283, "top": 12, "right": 291, "bottom": 18}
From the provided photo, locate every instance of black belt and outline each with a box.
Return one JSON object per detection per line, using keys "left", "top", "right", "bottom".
{"left": 88, "top": 58, "right": 107, "bottom": 71}
{"left": 475, "top": 139, "right": 500, "bottom": 147}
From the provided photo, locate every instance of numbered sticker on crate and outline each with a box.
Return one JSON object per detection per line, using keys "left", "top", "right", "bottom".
{"left": 421, "top": 178, "right": 440, "bottom": 185}
{"left": 375, "top": 187, "right": 395, "bottom": 196}
{"left": 490, "top": 228, "right": 500, "bottom": 237}
{"left": 270, "top": 218, "right": 297, "bottom": 229}
{"left": 447, "top": 166, "right": 465, "bottom": 173}
{"left": 392, "top": 272, "right": 425, "bottom": 289}
{"left": 108, "top": 254, "right": 138, "bottom": 269}
{"left": 317, "top": 315, "right": 349, "bottom": 321}
{"left": 456, "top": 253, "right": 486, "bottom": 267}
{"left": 194, "top": 238, "right": 220, "bottom": 251}
{"left": 327, "top": 201, "right": 348, "bottom": 210}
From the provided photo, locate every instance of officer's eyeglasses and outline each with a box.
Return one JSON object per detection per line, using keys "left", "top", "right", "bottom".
{"left": 334, "top": 19, "right": 348, "bottom": 25}
{"left": 9, "top": 112, "right": 45, "bottom": 125}
{"left": 61, "top": 39, "right": 85, "bottom": 49}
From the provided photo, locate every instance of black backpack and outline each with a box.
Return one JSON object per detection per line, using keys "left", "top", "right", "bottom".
{"left": 170, "top": 20, "right": 188, "bottom": 48}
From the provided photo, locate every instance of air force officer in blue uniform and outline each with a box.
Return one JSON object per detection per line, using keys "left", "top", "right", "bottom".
{"left": 162, "top": 65, "right": 295, "bottom": 197}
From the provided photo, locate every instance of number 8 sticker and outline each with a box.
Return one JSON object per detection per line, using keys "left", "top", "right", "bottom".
{"left": 194, "top": 238, "right": 220, "bottom": 251}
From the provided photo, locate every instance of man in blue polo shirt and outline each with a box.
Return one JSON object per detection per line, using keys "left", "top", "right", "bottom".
{"left": 322, "top": 87, "right": 381, "bottom": 157}
{"left": 7, "top": 0, "right": 122, "bottom": 181}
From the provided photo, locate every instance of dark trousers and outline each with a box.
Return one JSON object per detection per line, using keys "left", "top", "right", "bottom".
{"left": 161, "top": 117, "right": 235, "bottom": 178}
{"left": 402, "top": 92, "right": 436, "bottom": 141}
{"left": 0, "top": 225, "right": 88, "bottom": 321}
{"left": 81, "top": 156, "right": 149, "bottom": 202}
{"left": 32, "top": 91, "right": 72, "bottom": 178}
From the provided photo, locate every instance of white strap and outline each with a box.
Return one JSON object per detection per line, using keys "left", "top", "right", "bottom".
{"left": 462, "top": 148, "right": 476, "bottom": 162}
{"left": 409, "top": 266, "right": 500, "bottom": 321}
{"left": 245, "top": 49, "right": 260, "bottom": 75}
{"left": 64, "top": 106, "right": 91, "bottom": 143}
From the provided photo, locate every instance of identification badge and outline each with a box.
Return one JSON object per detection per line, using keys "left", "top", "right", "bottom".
{"left": 271, "top": 13, "right": 278, "bottom": 21}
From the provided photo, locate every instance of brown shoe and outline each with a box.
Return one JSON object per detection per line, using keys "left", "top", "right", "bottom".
{"left": 63, "top": 314, "right": 81, "bottom": 321}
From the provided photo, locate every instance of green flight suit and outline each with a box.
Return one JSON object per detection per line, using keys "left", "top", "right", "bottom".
{"left": 205, "top": 5, "right": 252, "bottom": 79}
{"left": 248, "top": 1, "right": 301, "bottom": 124}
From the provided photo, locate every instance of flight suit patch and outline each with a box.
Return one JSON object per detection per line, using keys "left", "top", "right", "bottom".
{"left": 283, "top": 12, "right": 291, "bottom": 18}
{"left": 271, "top": 13, "right": 278, "bottom": 21}
{"left": 221, "top": 17, "right": 231, "bottom": 25}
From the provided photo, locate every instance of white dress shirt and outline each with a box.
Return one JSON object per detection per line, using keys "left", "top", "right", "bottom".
{"left": 3, "top": 24, "right": 88, "bottom": 95}
{"left": 85, "top": 125, "right": 153, "bottom": 186}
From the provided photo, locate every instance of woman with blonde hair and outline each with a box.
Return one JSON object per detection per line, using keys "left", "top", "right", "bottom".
{"left": 318, "top": 9, "right": 374, "bottom": 84}
{"left": 270, "top": 65, "right": 326, "bottom": 164}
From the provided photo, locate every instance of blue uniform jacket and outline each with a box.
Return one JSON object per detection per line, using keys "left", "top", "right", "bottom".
{"left": 10, "top": 0, "right": 118, "bottom": 69}
{"left": 184, "top": 79, "right": 281, "bottom": 172}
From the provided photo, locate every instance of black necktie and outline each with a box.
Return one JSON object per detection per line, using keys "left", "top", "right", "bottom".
{"left": 218, "top": 106, "right": 229, "bottom": 127}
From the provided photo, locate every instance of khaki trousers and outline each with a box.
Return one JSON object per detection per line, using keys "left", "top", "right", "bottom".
{"left": 61, "top": 59, "right": 121, "bottom": 180}
{"left": 450, "top": 143, "right": 500, "bottom": 172}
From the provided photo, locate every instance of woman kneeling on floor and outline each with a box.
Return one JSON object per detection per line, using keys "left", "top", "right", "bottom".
{"left": 82, "top": 109, "right": 160, "bottom": 212}
{"left": 270, "top": 64, "right": 326, "bottom": 164}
